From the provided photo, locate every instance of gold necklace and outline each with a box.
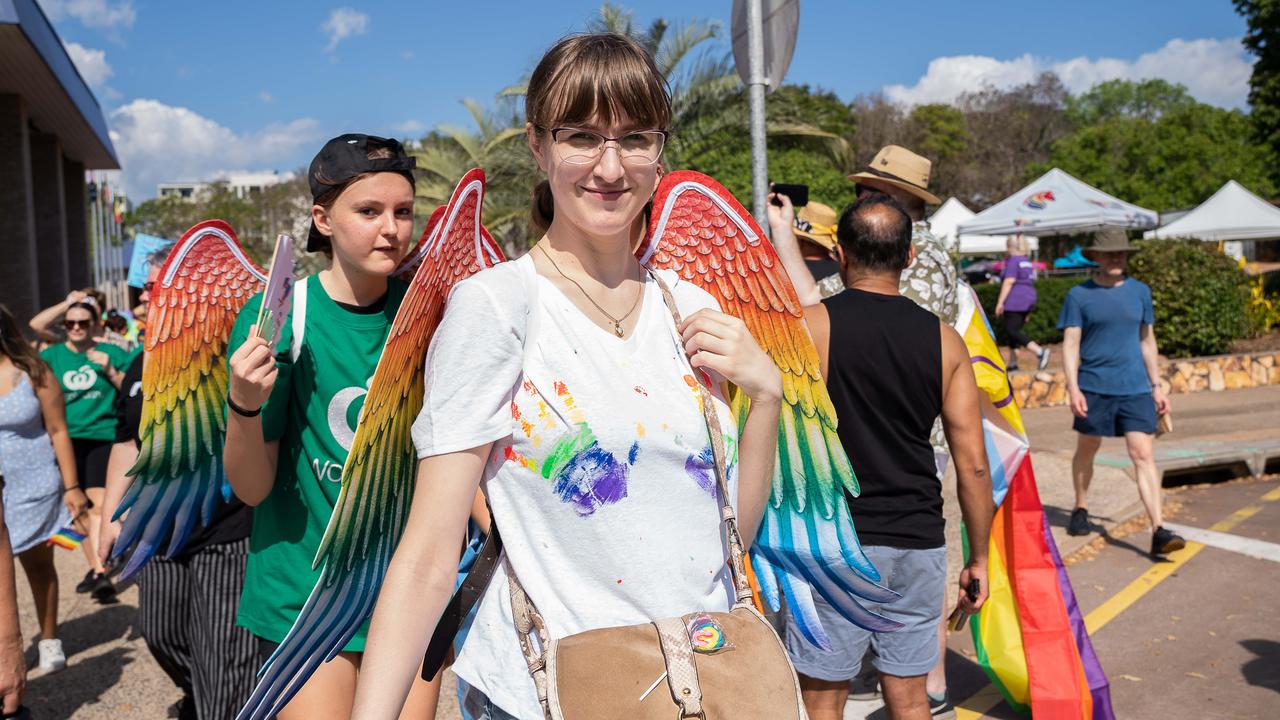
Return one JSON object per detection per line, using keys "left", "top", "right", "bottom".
{"left": 538, "top": 245, "right": 643, "bottom": 337}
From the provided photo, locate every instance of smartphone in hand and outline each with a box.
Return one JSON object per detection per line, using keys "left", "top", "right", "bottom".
{"left": 947, "top": 577, "right": 981, "bottom": 632}
{"left": 769, "top": 183, "right": 809, "bottom": 208}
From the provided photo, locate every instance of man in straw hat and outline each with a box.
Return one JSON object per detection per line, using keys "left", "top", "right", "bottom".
{"left": 767, "top": 197, "right": 845, "bottom": 299}
{"left": 776, "top": 145, "right": 959, "bottom": 322}
{"left": 1058, "top": 229, "right": 1184, "bottom": 557}
{"left": 772, "top": 145, "right": 966, "bottom": 717}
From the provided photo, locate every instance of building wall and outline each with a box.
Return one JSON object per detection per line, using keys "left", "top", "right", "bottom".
{"left": 30, "top": 129, "right": 69, "bottom": 309}
{"left": 0, "top": 94, "right": 40, "bottom": 322}
{"left": 64, "top": 156, "right": 88, "bottom": 289}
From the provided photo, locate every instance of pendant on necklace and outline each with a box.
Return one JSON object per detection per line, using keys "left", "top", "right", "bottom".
{"left": 613, "top": 321, "right": 624, "bottom": 337}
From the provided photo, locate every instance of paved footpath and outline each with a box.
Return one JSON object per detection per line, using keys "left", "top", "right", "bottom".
{"left": 14, "top": 386, "right": 1278, "bottom": 718}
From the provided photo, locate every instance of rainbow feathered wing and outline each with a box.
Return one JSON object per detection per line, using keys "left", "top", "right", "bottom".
{"left": 113, "top": 220, "right": 266, "bottom": 580}
{"left": 237, "top": 169, "right": 504, "bottom": 720}
{"left": 639, "top": 171, "right": 902, "bottom": 648}
{"left": 954, "top": 285, "right": 1113, "bottom": 719}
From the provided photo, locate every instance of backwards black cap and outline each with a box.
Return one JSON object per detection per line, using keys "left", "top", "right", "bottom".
{"left": 307, "top": 133, "right": 417, "bottom": 252}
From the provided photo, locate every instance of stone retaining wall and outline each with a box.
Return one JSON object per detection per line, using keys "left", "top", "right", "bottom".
{"left": 1009, "top": 351, "right": 1280, "bottom": 409}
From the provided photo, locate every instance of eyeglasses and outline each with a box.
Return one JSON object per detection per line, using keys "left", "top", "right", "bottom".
{"left": 64, "top": 319, "right": 92, "bottom": 329}
{"left": 548, "top": 127, "right": 668, "bottom": 166}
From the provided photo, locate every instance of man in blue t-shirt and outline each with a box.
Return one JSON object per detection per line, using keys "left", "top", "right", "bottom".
{"left": 1058, "top": 229, "right": 1184, "bottom": 557}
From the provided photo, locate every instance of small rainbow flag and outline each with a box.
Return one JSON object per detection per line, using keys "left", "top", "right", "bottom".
{"left": 46, "top": 526, "right": 85, "bottom": 551}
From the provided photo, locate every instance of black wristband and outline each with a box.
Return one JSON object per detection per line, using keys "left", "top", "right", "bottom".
{"left": 227, "top": 395, "right": 262, "bottom": 418}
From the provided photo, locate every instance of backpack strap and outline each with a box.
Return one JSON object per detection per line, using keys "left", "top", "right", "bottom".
{"left": 289, "top": 277, "right": 308, "bottom": 363}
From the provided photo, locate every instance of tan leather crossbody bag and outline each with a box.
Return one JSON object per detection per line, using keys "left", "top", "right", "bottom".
{"left": 499, "top": 274, "right": 807, "bottom": 720}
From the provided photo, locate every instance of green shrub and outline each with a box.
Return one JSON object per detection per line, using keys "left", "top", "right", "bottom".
{"left": 1128, "top": 239, "right": 1251, "bottom": 357}
{"left": 973, "top": 275, "right": 1084, "bottom": 347}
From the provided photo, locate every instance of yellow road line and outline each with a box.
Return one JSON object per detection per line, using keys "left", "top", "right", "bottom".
{"left": 956, "top": 483, "right": 1279, "bottom": 719}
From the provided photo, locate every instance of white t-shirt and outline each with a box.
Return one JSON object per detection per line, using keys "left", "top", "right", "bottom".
{"left": 412, "top": 255, "right": 739, "bottom": 719}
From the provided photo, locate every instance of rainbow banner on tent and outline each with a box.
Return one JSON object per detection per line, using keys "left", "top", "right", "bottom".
{"left": 955, "top": 285, "right": 1114, "bottom": 719}
{"left": 46, "top": 525, "right": 86, "bottom": 551}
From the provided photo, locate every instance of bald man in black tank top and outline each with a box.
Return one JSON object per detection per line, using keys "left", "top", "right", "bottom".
{"left": 781, "top": 195, "right": 994, "bottom": 720}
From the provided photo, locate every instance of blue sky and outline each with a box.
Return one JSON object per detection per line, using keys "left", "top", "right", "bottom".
{"left": 39, "top": 0, "right": 1252, "bottom": 199}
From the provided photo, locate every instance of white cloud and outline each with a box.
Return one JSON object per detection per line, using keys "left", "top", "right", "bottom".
{"left": 108, "top": 99, "right": 321, "bottom": 198}
{"left": 39, "top": 0, "right": 135, "bottom": 29}
{"left": 884, "top": 38, "right": 1252, "bottom": 109}
{"left": 64, "top": 40, "right": 112, "bottom": 87}
{"left": 258, "top": 90, "right": 275, "bottom": 103}
{"left": 322, "top": 7, "right": 369, "bottom": 52}
{"left": 389, "top": 119, "right": 426, "bottom": 136}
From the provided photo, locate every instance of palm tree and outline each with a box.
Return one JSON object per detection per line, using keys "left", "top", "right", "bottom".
{"left": 408, "top": 96, "right": 533, "bottom": 256}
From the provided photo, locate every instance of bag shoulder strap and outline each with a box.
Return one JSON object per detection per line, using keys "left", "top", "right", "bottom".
{"left": 648, "top": 271, "right": 753, "bottom": 604}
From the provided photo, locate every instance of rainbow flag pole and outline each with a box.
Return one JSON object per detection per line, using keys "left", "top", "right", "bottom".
{"left": 955, "top": 285, "right": 1114, "bottom": 719}
{"left": 46, "top": 526, "right": 86, "bottom": 551}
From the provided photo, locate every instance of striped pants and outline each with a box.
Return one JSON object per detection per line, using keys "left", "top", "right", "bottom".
{"left": 138, "top": 538, "right": 257, "bottom": 720}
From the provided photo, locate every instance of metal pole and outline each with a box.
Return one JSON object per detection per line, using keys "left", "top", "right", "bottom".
{"left": 746, "top": 0, "right": 769, "bottom": 236}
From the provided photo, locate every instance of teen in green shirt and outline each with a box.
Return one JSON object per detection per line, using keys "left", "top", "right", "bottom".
{"left": 225, "top": 134, "right": 441, "bottom": 718}
{"left": 39, "top": 299, "right": 129, "bottom": 597}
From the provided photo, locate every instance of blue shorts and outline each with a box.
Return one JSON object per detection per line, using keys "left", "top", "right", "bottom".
{"left": 1073, "top": 391, "right": 1157, "bottom": 437}
{"left": 783, "top": 545, "right": 946, "bottom": 680}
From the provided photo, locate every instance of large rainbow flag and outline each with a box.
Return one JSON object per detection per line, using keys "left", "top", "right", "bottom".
{"left": 955, "top": 285, "right": 1114, "bottom": 719}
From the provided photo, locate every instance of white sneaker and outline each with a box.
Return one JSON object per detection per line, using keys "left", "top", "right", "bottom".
{"left": 37, "top": 638, "right": 66, "bottom": 673}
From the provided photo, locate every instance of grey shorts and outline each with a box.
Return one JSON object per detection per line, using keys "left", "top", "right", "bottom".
{"left": 783, "top": 545, "right": 946, "bottom": 680}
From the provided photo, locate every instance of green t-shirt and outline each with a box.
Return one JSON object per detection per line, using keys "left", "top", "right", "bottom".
{"left": 231, "top": 274, "right": 407, "bottom": 651}
{"left": 39, "top": 343, "right": 131, "bottom": 440}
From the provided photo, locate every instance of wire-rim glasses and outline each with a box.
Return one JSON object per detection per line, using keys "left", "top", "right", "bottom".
{"left": 548, "top": 127, "right": 668, "bottom": 166}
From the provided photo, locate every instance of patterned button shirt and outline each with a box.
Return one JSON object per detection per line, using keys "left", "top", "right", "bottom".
{"left": 901, "top": 222, "right": 959, "bottom": 475}
{"left": 899, "top": 222, "right": 958, "bottom": 326}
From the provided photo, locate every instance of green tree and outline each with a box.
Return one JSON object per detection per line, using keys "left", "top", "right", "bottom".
{"left": 681, "top": 84, "right": 857, "bottom": 208}
{"left": 126, "top": 173, "right": 318, "bottom": 272}
{"left": 1235, "top": 0, "right": 1280, "bottom": 184}
{"left": 1038, "top": 80, "right": 1277, "bottom": 210}
{"left": 408, "top": 97, "right": 532, "bottom": 256}
{"left": 1065, "top": 78, "right": 1196, "bottom": 125}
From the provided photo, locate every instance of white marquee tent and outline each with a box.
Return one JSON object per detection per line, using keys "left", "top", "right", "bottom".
{"left": 957, "top": 168, "right": 1158, "bottom": 237}
{"left": 1144, "top": 180, "right": 1280, "bottom": 242}
{"left": 929, "top": 197, "right": 1038, "bottom": 255}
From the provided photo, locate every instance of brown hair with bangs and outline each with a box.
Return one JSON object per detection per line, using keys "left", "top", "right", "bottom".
{"left": 526, "top": 33, "right": 672, "bottom": 232}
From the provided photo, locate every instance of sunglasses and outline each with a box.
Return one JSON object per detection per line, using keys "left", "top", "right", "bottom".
{"left": 64, "top": 319, "right": 93, "bottom": 329}
{"left": 142, "top": 281, "right": 155, "bottom": 293}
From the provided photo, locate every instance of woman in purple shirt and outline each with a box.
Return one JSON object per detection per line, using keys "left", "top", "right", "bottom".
{"left": 994, "top": 235, "right": 1050, "bottom": 371}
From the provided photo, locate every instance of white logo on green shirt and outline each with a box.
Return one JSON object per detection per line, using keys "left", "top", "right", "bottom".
{"left": 63, "top": 365, "right": 97, "bottom": 391}
{"left": 327, "top": 376, "right": 373, "bottom": 453}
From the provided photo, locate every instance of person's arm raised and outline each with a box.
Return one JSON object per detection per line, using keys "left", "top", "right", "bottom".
{"left": 352, "top": 445, "right": 490, "bottom": 719}
{"left": 28, "top": 291, "right": 84, "bottom": 343}
{"left": 940, "top": 322, "right": 993, "bottom": 614}
{"left": 224, "top": 329, "right": 280, "bottom": 506}
{"left": 766, "top": 193, "right": 823, "bottom": 307}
